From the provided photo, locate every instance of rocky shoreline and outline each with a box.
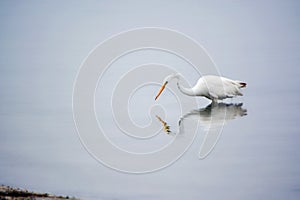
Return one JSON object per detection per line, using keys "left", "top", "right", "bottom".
{"left": 0, "top": 185, "right": 79, "bottom": 200}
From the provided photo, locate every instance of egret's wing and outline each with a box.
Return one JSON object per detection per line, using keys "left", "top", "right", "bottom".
{"left": 208, "top": 91, "right": 218, "bottom": 99}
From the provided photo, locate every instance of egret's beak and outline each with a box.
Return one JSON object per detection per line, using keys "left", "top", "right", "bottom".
{"left": 155, "top": 82, "right": 167, "bottom": 100}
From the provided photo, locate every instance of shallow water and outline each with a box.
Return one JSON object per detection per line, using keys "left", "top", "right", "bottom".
{"left": 1, "top": 1, "right": 300, "bottom": 200}
{"left": 1, "top": 82, "right": 299, "bottom": 200}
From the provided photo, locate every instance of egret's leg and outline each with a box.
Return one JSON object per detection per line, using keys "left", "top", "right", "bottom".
{"left": 211, "top": 99, "right": 218, "bottom": 105}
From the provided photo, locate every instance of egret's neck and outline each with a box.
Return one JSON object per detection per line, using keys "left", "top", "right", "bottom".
{"left": 174, "top": 75, "right": 195, "bottom": 96}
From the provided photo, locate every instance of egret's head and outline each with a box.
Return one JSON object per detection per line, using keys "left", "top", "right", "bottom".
{"left": 155, "top": 73, "right": 180, "bottom": 100}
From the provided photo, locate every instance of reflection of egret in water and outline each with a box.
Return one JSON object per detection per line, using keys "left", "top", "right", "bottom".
{"left": 180, "top": 102, "right": 247, "bottom": 129}
{"left": 156, "top": 115, "right": 171, "bottom": 134}
{"left": 157, "top": 103, "right": 247, "bottom": 158}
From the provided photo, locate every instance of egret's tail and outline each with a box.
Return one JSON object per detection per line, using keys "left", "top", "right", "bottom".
{"left": 237, "top": 81, "right": 247, "bottom": 88}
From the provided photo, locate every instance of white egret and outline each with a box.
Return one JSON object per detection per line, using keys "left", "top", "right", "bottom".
{"left": 155, "top": 73, "right": 246, "bottom": 103}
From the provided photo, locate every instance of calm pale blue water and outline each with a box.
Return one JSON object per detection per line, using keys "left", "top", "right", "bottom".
{"left": 1, "top": 1, "right": 300, "bottom": 200}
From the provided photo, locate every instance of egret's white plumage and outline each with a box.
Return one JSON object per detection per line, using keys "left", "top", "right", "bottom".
{"left": 155, "top": 73, "right": 247, "bottom": 102}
